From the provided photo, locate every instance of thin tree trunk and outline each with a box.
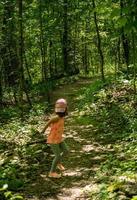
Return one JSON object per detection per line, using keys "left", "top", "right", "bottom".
{"left": 1, "top": 1, "right": 19, "bottom": 88}
{"left": 54, "top": 52, "right": 57, "bottom": 74}
{"left": 92, "top": 0, "right": 105, "bottom": 81}
{"left": 132, "top": 31, "right": 136, "bottom": 95}
{"left": 63, "top": 0, "right": 68, "bottom": 74}
{"left": 24, "top": 53, "right": 32, "bottom": 85}
{"left": 120, "top": 0, "right": 130, "bottom": 77}
{"left": 84, "top": 41, "right": 88, "bottom": 74}
{"left": 117, "top": 38, "right": 121, "bottom": 70}
{"left": 114, "top": 50, "right": 117, "bottom": 80}
{"left": 121, "top": 29, "right": 130, "bottom": 75}
{"left": 82, "top": 34, "right": 88, "bottom": 74}
{"left": 73, "top": 3, "right": 78, "bottom": 72}
{"left": 49, "top": 40, "right": 53, "bottom": 78}
{"left": 18, "top": 0, "right": 24, "bottom": 117}
{"left": 18, "top": 0, "right": 32, "bottom": 111}
{"left": 73, "top": 21, "right": 77, "bottom": 71}
{"left": 0, "top": 59, "right": 3, "bottom": 106}
{"left": 39, "top": 0, "right": 47, "bottom": 81}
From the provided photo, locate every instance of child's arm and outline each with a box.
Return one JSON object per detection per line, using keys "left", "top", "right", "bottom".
{"left": 41, "top": 115, "right": 59, "bottom": 134}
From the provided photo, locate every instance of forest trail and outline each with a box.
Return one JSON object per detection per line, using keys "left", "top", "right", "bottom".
{"left": 46, "top": 79, "right": 97, "bottom": 200}
{"left": 24, "top": 78, "right": 113, "bottom": 200}
{"left": 50, "top": 78, "right": 92, "bottom": 111}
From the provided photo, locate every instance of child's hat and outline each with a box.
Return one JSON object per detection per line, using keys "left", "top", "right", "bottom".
{"left": 55, "top": 98, "right": 67, "bottom": 113}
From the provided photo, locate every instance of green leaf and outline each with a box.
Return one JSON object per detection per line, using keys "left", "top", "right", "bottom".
{"left": 131, "top": 196, "right": 137, "bottom": 200}
{"left": 3, "top": 184, "right": 8, "bottom": 190}
{"left": 117, "top": 17, "right": 127, "bottom": 28}
{"left": 107, "top": 182, "right": 123, "bottom": 192}
{"left": 4, "top": 191, "right": 12, "bottom": 198}
{"left": 10, "top": 195, "right": 24, "bottom": 200}
{"left": 0, "top": 184, "right": 8, "bottom": 191}
{"left": 122, "top": 7, "right": 130, "bottom": 15}
{"left": 110, "top": 8, "right": 120, "bottom": 18}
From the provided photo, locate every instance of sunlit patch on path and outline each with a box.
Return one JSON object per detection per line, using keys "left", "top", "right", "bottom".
{"left": 45, "top": 183, "right": 100, "bottom": 200}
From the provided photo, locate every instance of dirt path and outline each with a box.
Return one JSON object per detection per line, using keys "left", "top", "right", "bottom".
{"left": 51, "top": 78, "right": 92, "bottom": 110}
{"left": 24, "top": 78, "right": 103, "bottom": 200}
{"left": 49, "top": 78, "right": 94, "bottom": 200}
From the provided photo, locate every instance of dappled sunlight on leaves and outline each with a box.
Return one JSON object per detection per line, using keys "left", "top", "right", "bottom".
{"left": 82, "top": 144, "right": 95, "bottom": 152}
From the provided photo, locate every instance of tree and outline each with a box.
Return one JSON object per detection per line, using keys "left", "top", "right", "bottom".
{"left": 92, "top": 0, "right": 105, "bottom": 81}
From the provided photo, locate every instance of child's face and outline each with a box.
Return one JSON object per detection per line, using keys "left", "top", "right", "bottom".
{"left": 56, "top": 108, "right": 68, "bottom": 117}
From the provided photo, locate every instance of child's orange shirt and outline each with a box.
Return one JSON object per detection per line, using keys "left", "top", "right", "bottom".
{"left": 47, "top": 117, "right": 64, "bottom": 144}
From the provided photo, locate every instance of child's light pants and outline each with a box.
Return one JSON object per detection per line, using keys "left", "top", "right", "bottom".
{"left": 50, "top": 141, "right": 69, "bottom": 172}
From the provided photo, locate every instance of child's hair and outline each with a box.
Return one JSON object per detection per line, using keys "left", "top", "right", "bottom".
{"left": 55, "top": 98, "right": 68, "bottom": 117}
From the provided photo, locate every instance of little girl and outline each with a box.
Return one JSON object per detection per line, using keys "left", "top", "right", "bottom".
{"left": 41, "top": 98, "right": 69, "bottom": 178}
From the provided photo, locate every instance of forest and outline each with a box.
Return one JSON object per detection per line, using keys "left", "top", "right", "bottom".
{"left": 0, "top": 0, "right": 137, "bottom": 199}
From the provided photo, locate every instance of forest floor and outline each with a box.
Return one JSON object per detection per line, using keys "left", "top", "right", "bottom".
{"left": 0, "top": 77, "right": 137, "bottom": 200}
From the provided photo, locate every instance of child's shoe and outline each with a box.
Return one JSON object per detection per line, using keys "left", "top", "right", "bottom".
{"left": 57, "top": 163, "right": 65, "bottom": 171}
{"left": 48, "top": 172, "right": 61, "bottom": 178}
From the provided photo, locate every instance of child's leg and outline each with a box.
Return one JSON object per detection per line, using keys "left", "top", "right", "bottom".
{"left": 57, "top": 141, "right": 69, "bottom": 170}
{"left": 50, "top": 144, "right": 61, "bottom": 173}
{"left": 60, "top": 141, "right": 69, "bottom": 156}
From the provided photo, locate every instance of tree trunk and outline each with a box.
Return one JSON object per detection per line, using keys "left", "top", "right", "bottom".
{"left": 1, "top": 1, "right": 19, "bottom": 88}
{"left": 62, "top": 0, "right": 68, "bottom": 74}
{"left": 120, "top": 0, "right": 130, "bottom": 77}
{"left": 0, "top": 59, "right": 3, "bottom": 106}
{"left": 18, "top": 0, "right": 32, "bottom": 111}
{"left": 24, "top": 53, "right": 32, "bottom": 86}
{"left": 84, "top": 41, "right": 88, "bottom": 74}
{"left": 92, "top": 0, "right": 105, "bottom": 81}
{"left": 82, "top": 34, "right": 88, "bottom": 74}
{"left": 39, "top": 0, "right": 47, "bottom": 81}
{"left": 132, "top": 31, "right": 136, "bottom": 95}
{"left": 49, "top": 40, "right": 53, "bottom": 78}
{"left": 117, "top": 38, "right": 121, "bottom": 71}
{"left": 54, "top": 52, "right": 58, "bottom": 74}
{"left": 18, "top": 0, "right": 24, "bottom": 117}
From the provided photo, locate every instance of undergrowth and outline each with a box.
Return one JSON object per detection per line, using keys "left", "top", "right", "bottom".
{"left": 76, "top": 77, "right": 137, "bottom": 200}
